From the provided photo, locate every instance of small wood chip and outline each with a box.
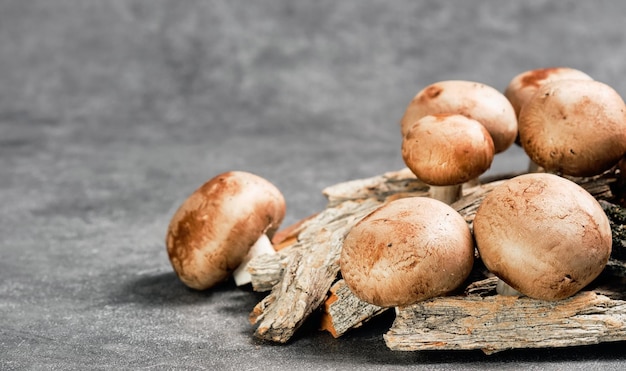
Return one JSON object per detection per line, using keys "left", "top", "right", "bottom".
{"left": 320, "top": 279, "right": 386, "bottom": 338}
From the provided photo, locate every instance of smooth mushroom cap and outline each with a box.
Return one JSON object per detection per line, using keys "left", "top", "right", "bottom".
{"left": 400, "top": 80, "right": 517, "bottom": 153}
{"left": 401, "top": 114, "right": 495, "bottom": 186}
{"left": 340, "top": 197, "right": 475, "bottom": 308}
{"left": 518, "top": 79, "right": 626, "bottom": 177}
{"left": 166, "top": 171, "right": 286, "bottom": 290}
{"left": 504, "top": 67, "right": 593, "bottom": 118}
{"left": 473, "top": 173, "right": 612, "bottom": 301}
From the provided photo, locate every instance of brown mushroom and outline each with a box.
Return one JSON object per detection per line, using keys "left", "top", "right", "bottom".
{"left": 504, "top": 67, "right": 594, "bottom": 172}
{"left": 400, "top": 80, "right": 517, "bottom": 154}
{"left": 518, "top": 79, "right": 626, "bottom": 177}
{"left": 473, "top": 172, "right": 612, "bottom": 300}
{"left": 401, "top": 113, "right": 495, "bottom": 204}
{"left": 340, "top": 196, "right": 475, "bottom": 308}
{"left": 166, "top": 171, "right": 286, "bottom": 290}
{"left": 504, "top": 67, "right": 593, "bottom": 119}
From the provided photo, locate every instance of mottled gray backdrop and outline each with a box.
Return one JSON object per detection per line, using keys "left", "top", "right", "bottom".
{"left": 2, "top": 1, "right": 626, "bottom": 369}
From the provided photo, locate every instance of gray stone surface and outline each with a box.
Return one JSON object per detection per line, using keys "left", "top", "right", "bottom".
{"left": 1, "top": 1, "right": 626, "bottom": 369}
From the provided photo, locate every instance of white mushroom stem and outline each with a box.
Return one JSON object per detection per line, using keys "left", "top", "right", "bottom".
{"left": 496, "top": 279, "right": 524, "bottom": 297}
{"left": 233, "top": 234, "right": 276, "bottom": 286}
{"left": 429, "top": 184, "right": 463, "bottom": 204}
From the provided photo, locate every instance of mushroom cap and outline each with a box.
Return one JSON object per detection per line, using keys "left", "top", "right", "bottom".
{"left": 401, "top": 114, "right": 495, "bottom": 186}
{"left": 340, "top": 197, "right": 474, "bottom": 307}
{"left": 400, "top": 80, "right": 517, "bottom": 153}
{"left": 166, "top": 171, "right": 286, "bottom": 290}
{"left": 504, "top": 67, "right": 593, "bottom": 118}
{"left": 473, "top": 173, "right": 612, "bottom": 300}
{"left": 518, "top": 79, "right": 626, "bottom": 177}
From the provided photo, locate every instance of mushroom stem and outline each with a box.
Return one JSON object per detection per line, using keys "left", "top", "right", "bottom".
{"left": 429, "top": 184, "right": 463, "bottom": 204}
{"left": 527, "top": 159, "right": 542, "bottom": 173}
{"left": 463, "top": 177, "right": 481, "bottom": 188}
{"left": 496, "top": 279, "right": 524, "bottom": 297}
{"left": 233, "top": 234, "right": 276, "bottom": 286}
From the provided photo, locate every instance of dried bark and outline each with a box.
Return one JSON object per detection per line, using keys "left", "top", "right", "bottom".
{"left": 385, "top": 291, "right": 626, "bottom": 354}
{"left": 247, "top": 253, "right": 286, "bottom": 292}
{"left": 384, "top": 171, "right": 626, "bottom": 353}
{"left": 248, "top": 167, "right": 625, "bottom": 349}
{"left": 249, "top": 169, "right": 429, "bottom": 343}
{"left": 249, "top": 198, "right": 384, "bottom": 342}
{"left": 320, "top": 279, "right": 385, "bottom": 338}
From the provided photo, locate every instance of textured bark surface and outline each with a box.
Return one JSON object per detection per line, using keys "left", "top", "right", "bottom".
{"left": 248, "top": 167, "right": 626, "bottom": 348}
{"left": 247, "top": 253, "right": 286, "bottom": 292}
{"left": 384, "top": 171, "right": 626, "bottom": 354}
{"left": 249, "top": 169, "right": 430, "bottom": 342}
{"left": 385, "top": 291, "right": 626, "bottom": 354}
{"left": 320, "top": 279, "right": 386, "bottom": 338}
{"left": 249, "top": 198, "right": 386, "bottom": 342}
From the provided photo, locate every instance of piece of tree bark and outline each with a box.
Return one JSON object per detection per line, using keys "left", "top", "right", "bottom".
{"left": 384, "top": 291, "right": 626, "bottom": 354}
{"left": 249, "top": 170, "right": 431, "bottom": 343}
{"left": 247, "top": 253, "right": 286, "bottom": 292}
{"left": 247, "top": 170, "right": 424, "bottom": 293}
{"left": 317, "top": 170, "right": 620, "bottom": 338}
{"left": 316, "top": 179, "right": 511, "bottom": 338}
{"left": 321, "top": 167, "right": 426, "bottom": 207}
{"left": 384, "top": 172, "right": 626, "bottom": 353}
{"left": 249, "top": 167, "right": 624, "bottom": 346}
{"left": 320, "top": 279, "right": 386, "bottom": 338}
{"left": 248, "top": 169, "right": 442, "bottom": 294}
{"left": 249, "top": 198, "right": 384, "bottom": 342}
{"left": 271, "top": 212, "right": 320, "bottom": 251}
{"left": 246, "top": 215, "right": 318, "bottom": 292}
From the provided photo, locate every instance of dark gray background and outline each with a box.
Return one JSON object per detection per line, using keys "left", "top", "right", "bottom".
{"left": 2, "top": 1, "right": 626, "bottom": 369}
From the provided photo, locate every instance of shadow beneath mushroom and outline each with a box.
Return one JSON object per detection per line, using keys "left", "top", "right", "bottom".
{"left": 107, "top": 268, "right": 626, "bottom": 366}
{"left": 108, "top": 267, "right": 269, "bottom": 311}
{"left": 107, "top": 270, "right": 204, "bottom": 307}
{"left": 110, "top": 270, "right": 227, "bottom": 306}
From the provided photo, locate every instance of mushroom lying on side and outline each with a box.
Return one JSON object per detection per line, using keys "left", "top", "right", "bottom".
{"left": 340, "top": 197, "right": 475, "bottom": 308}
{"left": 473, "top": 173, "right": 612, "bottom": 300}
{"left": 166, "top": 171, "right": 286, "bottom": 290}
{"left": 401, "top": 113, "right": 495, "bottom": 204}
